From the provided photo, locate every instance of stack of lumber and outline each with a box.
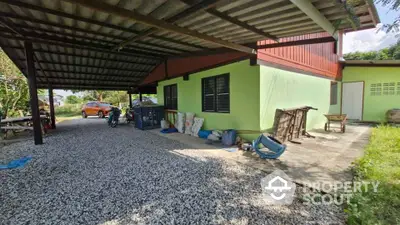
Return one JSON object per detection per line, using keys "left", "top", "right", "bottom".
{"left": 387, "top": 109, "right": 400, "bottom": 123}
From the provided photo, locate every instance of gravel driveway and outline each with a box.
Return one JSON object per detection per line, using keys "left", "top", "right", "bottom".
{"left": 1, "top": 119, "right": 345, "bottom": 225}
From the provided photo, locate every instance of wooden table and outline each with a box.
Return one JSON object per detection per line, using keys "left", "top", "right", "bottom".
{"left": 0, "top": 115, "right": 48, "bottom": 139}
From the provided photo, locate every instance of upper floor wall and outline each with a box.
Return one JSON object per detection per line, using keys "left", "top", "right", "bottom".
{"left": 257, "top": 32, "right": 342, "bottom": 80}
{"left": 142, "top": 32, "right": 343, "bottom": 86}
{"left": 141, "top": 52, "right": 249, "bottom": 85}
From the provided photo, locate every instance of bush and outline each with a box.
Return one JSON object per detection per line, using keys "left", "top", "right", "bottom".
{"left": 346, "top": 126, "right": 400, "bottom": 225}
{"left": 55, "top": 104, "right": 82, "bottom": 117}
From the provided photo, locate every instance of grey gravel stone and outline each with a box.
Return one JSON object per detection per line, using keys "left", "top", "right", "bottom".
{"left": 1, "top": 119, "right": 345, "bottom": 225}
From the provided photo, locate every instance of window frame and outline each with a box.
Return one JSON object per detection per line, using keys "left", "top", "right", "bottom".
{"left": 201, "top": 73, "right": 230, "bottom": 113}
{"left": 163, "top": 84, "right": 178, "bottom": 110}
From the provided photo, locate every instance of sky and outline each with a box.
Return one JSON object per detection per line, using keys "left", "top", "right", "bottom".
{"left": 55, "top": 3, "right": 399, "bottom": 97}
{"left": 343, "top": 3, "right": 399, "bottom": 54}
{"left": 55, "top": 89, "right": 74, "bottom": 98}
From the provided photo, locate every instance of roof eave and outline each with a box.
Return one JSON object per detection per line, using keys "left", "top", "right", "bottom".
{"left": 366, "top": 0, "right": 381, "bottom": 25}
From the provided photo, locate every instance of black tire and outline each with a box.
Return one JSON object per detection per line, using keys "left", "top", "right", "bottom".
{"left": 82, "top": 111, "right": 87, "bottom": 118}
{"left": 98, "top": 111, "right": 104, "bottom": 118}
{"left": 111, "top": 120, "right": 118, "bottom": 128}
{"left": 342, "top": 124, "right": 346, "bottom": 133}
{"left": 324, "top": 123, "right": 328, "bottom": 131}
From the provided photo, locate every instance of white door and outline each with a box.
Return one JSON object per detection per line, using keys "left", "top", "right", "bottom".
{"left": 342, "top": 82, "right": 363, "bottom": 120}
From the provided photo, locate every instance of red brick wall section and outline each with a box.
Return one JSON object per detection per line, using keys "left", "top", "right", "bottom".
{"left": 141, "top": 51, "right": 249, "bottom": 85}
{"left": 257, "top": 32, "right": 342, "bottom": 80}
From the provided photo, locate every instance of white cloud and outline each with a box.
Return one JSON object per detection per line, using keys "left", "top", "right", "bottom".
{"left": 343, "top": 24, "right": 399, "bottom": 54}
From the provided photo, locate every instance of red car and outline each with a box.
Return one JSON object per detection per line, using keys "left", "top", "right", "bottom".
{"left": 81, "top": 102, "right": 112, "bottom": 118}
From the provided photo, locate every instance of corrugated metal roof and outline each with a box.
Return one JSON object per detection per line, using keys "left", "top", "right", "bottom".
{"left": 0, "top": 0, "right": 378, "bottom": 90}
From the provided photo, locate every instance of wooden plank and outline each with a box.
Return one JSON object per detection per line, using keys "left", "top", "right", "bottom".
{"left": 64, "top": 0, "right": 256, "bottom": 54}
{"left": 0, "top": 126, "right": 34, "bottom": 130}
{"left": 0, "top": 115, "right": 47, "bottom": 123}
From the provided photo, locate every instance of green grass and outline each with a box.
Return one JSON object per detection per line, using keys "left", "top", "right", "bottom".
{"left": 55, "top": 104, "right": 82, "bottom": 117}
{"left": 346, "top": 126, "right": 400, "bottom": 225}
{"left": 55, "top": 104, "right": 82, "bottom": 122}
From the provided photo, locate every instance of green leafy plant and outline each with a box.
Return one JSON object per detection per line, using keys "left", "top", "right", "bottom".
{"left": 346, "top": 126, "right": 400, "bottom": 225}
{"left": 376, "top": 0, "right": 400, "bottom": 33}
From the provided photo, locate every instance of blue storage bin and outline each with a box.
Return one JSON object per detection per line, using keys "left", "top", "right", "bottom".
{"left": 221, "top": 129, "right": 237, "bottom": 146}
{"left": 134, "top": 105, "right": 164, "bottom": 130}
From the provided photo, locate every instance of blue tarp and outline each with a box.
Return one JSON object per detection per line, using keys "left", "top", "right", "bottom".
{"left": 0, "top": 156, "right": 32, "bottom": 170}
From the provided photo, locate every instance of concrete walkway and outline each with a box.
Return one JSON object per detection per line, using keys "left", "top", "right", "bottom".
{"left": 150, "top": 125, "right": 371, "bottom": 190}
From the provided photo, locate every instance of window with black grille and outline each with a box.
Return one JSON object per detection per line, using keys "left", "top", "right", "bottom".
{"left": 164, "top": 84, "right": 177, "bottom": 110}
{"left": 202, "top": 74, "right": 230, "bottom": 113}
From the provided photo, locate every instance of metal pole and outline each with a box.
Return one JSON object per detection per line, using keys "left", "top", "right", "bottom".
{"left": 25, "top": 41, "right": 43, "bottom": 145}
{"left": 48, "top": 86, "right": 56, "bottom": 129}
{"left": 128, "top": 93, "right": 132, "bottom": 108}
{"left": 139, "top": 92, "right": 143, "bottom": 102}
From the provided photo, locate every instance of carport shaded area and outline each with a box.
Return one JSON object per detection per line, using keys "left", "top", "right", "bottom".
{"left": 0, "top": 0, "right": 378, "bottom": 145}
{"left": 0, "top": 119, "right": 346, "bottom": 224}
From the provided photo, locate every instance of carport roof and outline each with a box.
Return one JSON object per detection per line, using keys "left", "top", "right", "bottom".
{"left": 0, "top": 0, "right": 379, "bottom": 90}
{"left": 342, "top": 60, "right": 400, "bottom": 67}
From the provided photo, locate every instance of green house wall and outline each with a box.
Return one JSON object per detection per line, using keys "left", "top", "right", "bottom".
{"left": 157, "top": 59, "right": 341, "bottom": 141}
{"left": 342, "top": 66, "right": 400, "bottom": 122}
{"left": 157, "top": 60, "right": 260, "bottom": 140}
{"left": 259, "top": 65, "right": 341, "bottom": 131}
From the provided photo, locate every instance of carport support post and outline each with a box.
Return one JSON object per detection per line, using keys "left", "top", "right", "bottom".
{"left": 139, "top": 92, "right": 143, "bottom": 102}
{"left": 25, "top": 41, "right": 43, "bottom": 145}
{"left": 48, "top": 86, "right": 56, "bottom": 129}
{"left": 128, "top": 93, "right": 132, "bottom": 108}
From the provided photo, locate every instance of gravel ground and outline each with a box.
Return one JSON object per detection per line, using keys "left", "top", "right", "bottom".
{"left": 1, "top": 118, "right": 346, "bottom": 225}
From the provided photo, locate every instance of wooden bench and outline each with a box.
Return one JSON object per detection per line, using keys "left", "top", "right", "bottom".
{"left": 0, "top": 115, "right": 48, "bottom": 140}
{"left": 0, "top": 126, "right": 34, "bottom": 130}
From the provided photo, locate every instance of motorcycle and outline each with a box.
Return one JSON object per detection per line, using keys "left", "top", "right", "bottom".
{"left": 125, "top": 108, "right": 134, "bottom": 124}
{"left": 108, "top": 107, "right": 121, "bottom": 128}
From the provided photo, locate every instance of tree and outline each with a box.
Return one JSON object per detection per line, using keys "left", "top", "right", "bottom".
{"left": 65, "top": 95, "right": 81, "bottom": 104}
{"left": 344, "top": 41, "right": 400, "bottom": 59}
{"left": 376, "top": 0, "right": 400, "bottom": 33}
{"left": 0, "top": 49, "right": 30, "bottom": 118}
{"left": 81, "top": 90, "right": 109, "bottom": 102}
{"left": 103, "top": 91, "right": 129, "bottom": 107}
